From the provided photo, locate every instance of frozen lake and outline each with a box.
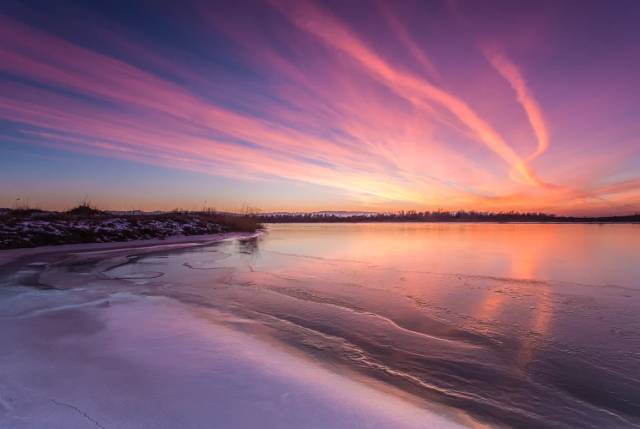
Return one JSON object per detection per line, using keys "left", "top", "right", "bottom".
{"left": 1, "top": 223, "right": 639, "bottom": 428}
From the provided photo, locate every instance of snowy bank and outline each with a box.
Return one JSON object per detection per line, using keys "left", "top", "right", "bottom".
{"left": 0, "top": 209, "right": 261, "bottom": 249}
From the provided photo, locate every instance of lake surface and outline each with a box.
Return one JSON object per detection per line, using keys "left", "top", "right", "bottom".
{"left": 2, "top": 223, "right": 640, "bottom": 428}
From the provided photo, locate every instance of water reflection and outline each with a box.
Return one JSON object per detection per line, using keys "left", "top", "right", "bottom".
{"left": 236, "top": 236, "right": 261, "bottom": 255}
{"left": 263, "top": 223, "right": 640, "bottom": 286}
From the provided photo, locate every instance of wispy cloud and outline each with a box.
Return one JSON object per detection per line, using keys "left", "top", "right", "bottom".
{"left": 269, "top": 0, "right": 547, "bottom": 186}
{"left": 484, "top": 46, "right": 552, "bottom": 188}
{"left": 486, "top": 50, "right": 549, "bottom": 160}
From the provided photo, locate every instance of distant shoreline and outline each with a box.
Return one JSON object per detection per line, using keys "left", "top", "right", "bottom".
{"left": 257, "top": 210, "right": 639, "bottom": 224}
{"left": 260, "top": 218, "right": 640, "bottom": 224}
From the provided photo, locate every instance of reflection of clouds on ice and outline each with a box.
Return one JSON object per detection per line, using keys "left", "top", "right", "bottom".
{"left": 0, "top": 295, "right": 470, "bottom": 429}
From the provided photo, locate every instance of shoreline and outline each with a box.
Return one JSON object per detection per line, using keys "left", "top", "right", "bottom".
{"left": 0, "top": 209, "right": 263, "bottom": 250}
{"left": 0, "top": 231, "right": 261, "bottom": 269}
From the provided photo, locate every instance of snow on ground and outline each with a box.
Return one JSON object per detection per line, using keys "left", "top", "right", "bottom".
{"left": 0, "top": 217, "right": 225, "bottom": 249}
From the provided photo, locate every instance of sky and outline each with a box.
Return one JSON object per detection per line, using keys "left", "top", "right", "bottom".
{"left": 0, "top": 0, "right": 639, "bottom": 215}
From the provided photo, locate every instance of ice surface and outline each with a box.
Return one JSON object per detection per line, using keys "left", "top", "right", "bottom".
{"left": 0, "top": 292, "right": 471, "bottom": 429}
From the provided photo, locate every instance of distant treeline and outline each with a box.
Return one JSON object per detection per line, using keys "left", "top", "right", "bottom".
{"left": 257, "top": 210, "right": 640, "bottom": 223}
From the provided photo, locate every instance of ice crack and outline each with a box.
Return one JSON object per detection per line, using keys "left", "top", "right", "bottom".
{"left": 51, "top": 399, "right": 107, "bottom": 429}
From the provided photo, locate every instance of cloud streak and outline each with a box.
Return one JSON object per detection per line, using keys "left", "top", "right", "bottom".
{"left": 485, "top": 48, "right": 550, "bottom": 164}
{"left": 269, "top": 0, "right": 547, "bottom": 186}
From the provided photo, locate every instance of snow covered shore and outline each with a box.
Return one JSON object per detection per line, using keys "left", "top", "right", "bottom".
{"left": 0, "top": 209, "right": 261, "bottom": 249}
{"left": 0, "top": 216, "right": 228, "bottom": 249}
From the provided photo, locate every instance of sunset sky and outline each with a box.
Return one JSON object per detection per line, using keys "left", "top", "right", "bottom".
{"left": 1, "top": 0, "right": 639, "bottom": 214}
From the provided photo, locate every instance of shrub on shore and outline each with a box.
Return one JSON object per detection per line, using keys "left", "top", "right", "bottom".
{"left": 65, "top": 202, "right": 105, "bottom": 217}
